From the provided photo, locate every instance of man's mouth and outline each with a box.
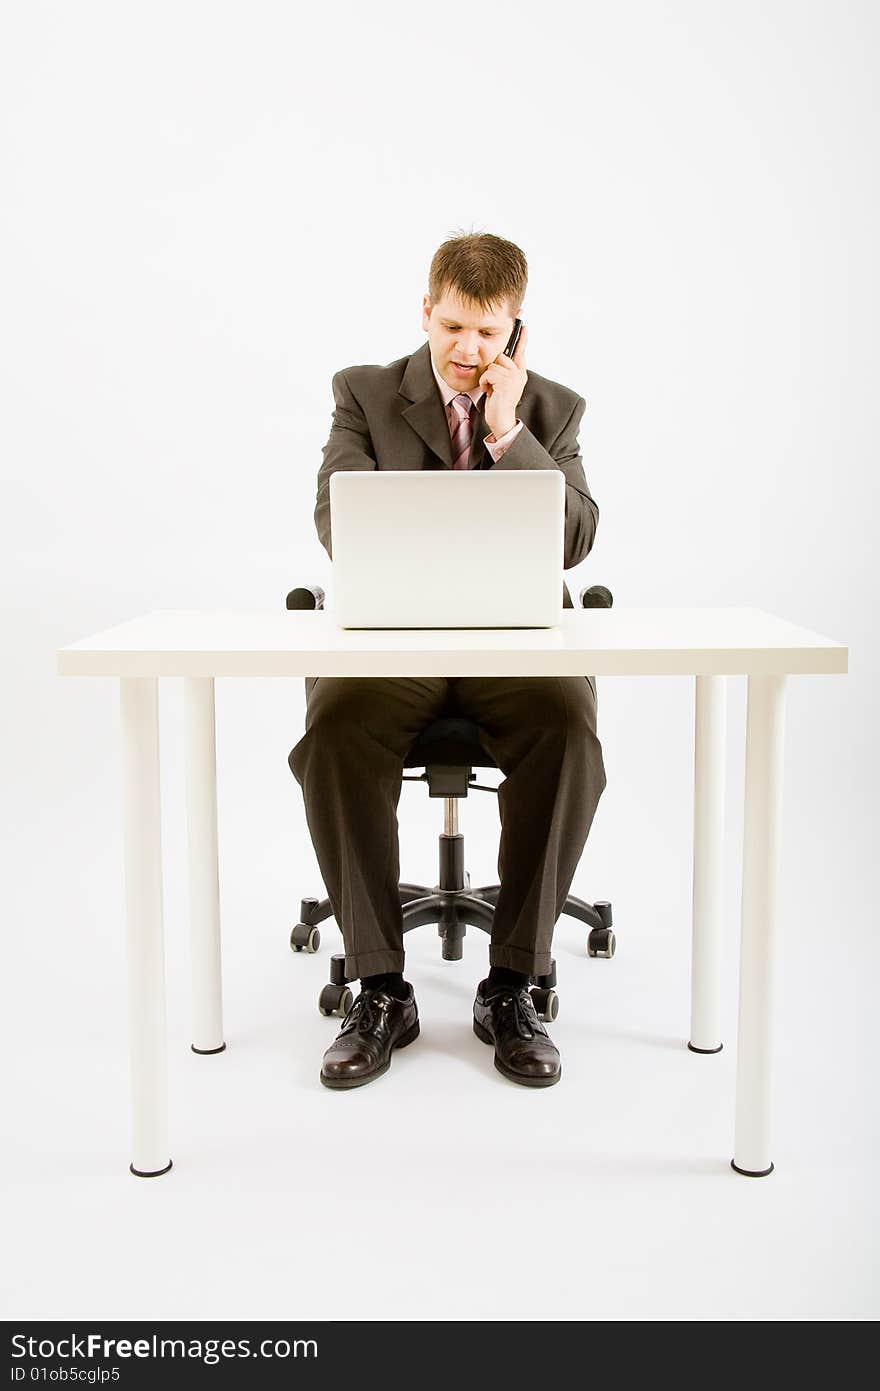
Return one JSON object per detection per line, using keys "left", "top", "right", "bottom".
{"left": 452, "top": 361, "right": 477, "bottom": 374}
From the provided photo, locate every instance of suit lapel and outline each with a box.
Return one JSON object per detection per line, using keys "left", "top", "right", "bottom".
{"left": 470, "top": 394, "right": 493, "bottom": 469}
{"left": 398, "top": 342, "right": 494, "bottom": 470}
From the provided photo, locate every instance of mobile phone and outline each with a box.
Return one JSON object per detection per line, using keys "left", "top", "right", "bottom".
{"left": 503, "top": 318, "right": 523, "bottom": 359}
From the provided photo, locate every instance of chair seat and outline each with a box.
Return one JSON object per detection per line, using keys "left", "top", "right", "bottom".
{"left": 403, "top": 717, "right": 498, "bottom": 770}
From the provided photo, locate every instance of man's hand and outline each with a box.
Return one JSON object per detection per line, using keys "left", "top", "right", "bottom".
{"left": 480, "top": 321, "right": 528, "bottom": 439}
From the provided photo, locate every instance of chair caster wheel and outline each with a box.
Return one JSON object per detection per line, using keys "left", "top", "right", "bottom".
{"left": 530, "top": 987, "right": 559, "bottom": 1022}
{"left": 290, "top": 924, "right": 321, "bottom": 953}
{"left": 588, "top": 927, "right": 615, "bottom": 958}
{"left": 319, "top": 984, "right": 353, "bottom": 1018}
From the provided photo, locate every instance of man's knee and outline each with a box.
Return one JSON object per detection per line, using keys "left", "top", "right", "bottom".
{"left": 289, "top": 681, "right": 357, "bottom": 780}
{"left": 561, "top": 680, "right": 606, "bottom": 784}
{"left": 305, "top": 678, "right": 388, "bottom": 742}
{"left": 508, "top": 678, "right": 599, "bottom": 753}
{"left": 516, "top": 678, "right": 572, "bottom": 736}
{"left": 559, "top": 678, "right": 599, "bottom": 741}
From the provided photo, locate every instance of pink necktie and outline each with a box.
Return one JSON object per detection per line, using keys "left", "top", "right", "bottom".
{"left": 449, "top": 393, "right": 476, "bottom": 470}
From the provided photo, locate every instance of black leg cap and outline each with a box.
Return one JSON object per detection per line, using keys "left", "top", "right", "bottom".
{"left": 130, "top": 1159, "right": 173, "bottom": 1178}
{"left": 730, "top": 1159, "right": 774, "bottom": 1178}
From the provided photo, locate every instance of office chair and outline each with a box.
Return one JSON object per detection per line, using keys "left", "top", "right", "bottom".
{"left": 285, "top": 582, "right": 615, "bottom": 1022}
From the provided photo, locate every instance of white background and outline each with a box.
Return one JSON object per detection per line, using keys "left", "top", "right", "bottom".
{"left": 2, "top": 0, "right": 877, "bottom": 1321}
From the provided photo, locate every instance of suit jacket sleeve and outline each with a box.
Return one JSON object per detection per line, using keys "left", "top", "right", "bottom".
{"left": 488, "top": 396, "right": 598, "bottom": 569}
{"left": 314, "top": 369, "right": 376, "bottom": 559}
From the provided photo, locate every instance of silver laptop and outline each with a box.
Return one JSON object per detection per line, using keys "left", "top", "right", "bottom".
{"left": 329, "top": 469, "right": 565, "bottom": 629}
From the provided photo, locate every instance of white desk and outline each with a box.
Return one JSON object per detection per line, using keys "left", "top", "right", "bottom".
{"left": 57, "top": 607, "right": 848, "bottom": 1180}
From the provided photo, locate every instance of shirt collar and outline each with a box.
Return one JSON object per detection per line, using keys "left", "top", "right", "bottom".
{"left": 429, "top": 351, "right": 485, "bottom": 409}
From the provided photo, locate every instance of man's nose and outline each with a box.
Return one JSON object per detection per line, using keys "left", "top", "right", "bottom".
{"left": 455, "top": 336, "right": 480, "bottom": 356}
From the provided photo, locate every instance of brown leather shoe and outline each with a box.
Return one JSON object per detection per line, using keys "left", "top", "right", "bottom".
{"left": 473, "top": 979, "right": 561, "bottom": 1087}
{"left": 320, "top": 983, "right": 419, "bottom": 1089}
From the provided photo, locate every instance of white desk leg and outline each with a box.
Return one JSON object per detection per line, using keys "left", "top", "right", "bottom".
{"left": 689, "top": 675, "right": 726, "bottom": 1054}
{"left": 120, "top": 678, "right": 172, "bottom": 1178}
{"left": 732, "top": 672, "right": 787, "bottom": 1177}
{"left": 183, "top": 677, "right": 225, "bottom": 1055}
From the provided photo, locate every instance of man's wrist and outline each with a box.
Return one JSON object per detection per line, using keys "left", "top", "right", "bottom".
{"left": 488, "top": 417, "right": 518, "bottom": 442}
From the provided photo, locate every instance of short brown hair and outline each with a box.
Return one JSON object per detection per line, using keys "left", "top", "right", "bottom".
{"left": 428, "top": 230, "right": 528, "bottom": 319}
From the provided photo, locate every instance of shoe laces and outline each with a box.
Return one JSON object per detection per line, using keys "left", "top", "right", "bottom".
{"left": 489, "top": 987, "right": 540, "bottom": 1039}
{"left": 340, "top": 987, "right": 390, "bottom": 1035}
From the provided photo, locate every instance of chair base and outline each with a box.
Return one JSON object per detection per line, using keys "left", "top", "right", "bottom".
{"left": 296, "top": 832, "right": 613, "bottom": 996}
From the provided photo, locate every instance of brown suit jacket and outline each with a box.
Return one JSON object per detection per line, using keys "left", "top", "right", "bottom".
{"left": 313, "top": 340, "right": 599, "bottom": 608}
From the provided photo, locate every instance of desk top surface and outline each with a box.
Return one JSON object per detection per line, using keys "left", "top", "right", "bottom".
{"left": 56, "top": 608, "right": 849, "bottom": 678}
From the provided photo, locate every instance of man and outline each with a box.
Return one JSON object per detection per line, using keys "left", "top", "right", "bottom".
{"left": 288, "top": 231, "right": 606, "bottom": 1091}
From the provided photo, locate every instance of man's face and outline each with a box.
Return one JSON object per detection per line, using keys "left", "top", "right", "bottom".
{"left": 422, "top": 290, "right": 515, "bottom": 392}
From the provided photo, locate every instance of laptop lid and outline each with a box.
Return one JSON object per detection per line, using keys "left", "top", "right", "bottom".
{"left": 329, "top": 469, "right": 565, "bottom": 629}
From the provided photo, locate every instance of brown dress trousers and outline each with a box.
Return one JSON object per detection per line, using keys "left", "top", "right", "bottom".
{"left": 288, "top": 673, "right": 606, "bottom": 980}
